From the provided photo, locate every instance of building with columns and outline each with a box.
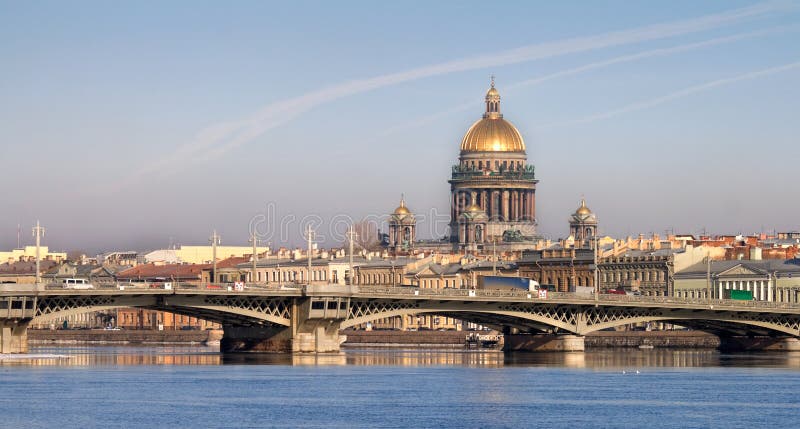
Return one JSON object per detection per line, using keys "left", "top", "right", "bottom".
{"left": 448, "top": 80, "right": 538, "bottom": 247}
{"left": 674, "top": 259, "right": 800, "bottom": 302}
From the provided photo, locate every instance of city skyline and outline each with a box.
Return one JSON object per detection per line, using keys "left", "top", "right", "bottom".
{"left": 2, "top": 1, "right": 800, "bottom": 252}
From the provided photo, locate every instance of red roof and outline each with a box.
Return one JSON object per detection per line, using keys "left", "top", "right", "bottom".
{"left": 216, "top": 256, "right": 250, "bottom": 269}
{"left": 116, "top": 263, "right": 211, "bottom": 281}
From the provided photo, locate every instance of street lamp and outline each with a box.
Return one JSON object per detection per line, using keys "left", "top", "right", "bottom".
{"left": 32, "top": 221, "right": 45, "bottom": 285}
{"left": 249, "top": 232, "right": 260, "bottom": 284}
{"left": 305, "top": 225, "right": 315, "bottom": 286}
{"left": 347, "top": 226, "right": 358, "bottom": 286}
{"left": 492, "top": 236, "right": 498, "bottom": 276}
{"left": 209, "top": 230, "right": 221, "bottom": 284}
{"left": 705, "top": 253, "right": 711, "bottom": 303}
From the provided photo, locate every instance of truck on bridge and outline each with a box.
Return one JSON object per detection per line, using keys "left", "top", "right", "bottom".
{"left": 723, "top": 289, "right": 754, "bottom": 300}
{"left": 476, "top": 275, "right": 540, "bottom": 292}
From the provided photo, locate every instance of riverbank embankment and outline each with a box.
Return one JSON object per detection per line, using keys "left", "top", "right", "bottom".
{"left": 29, "top": 329, "right": 720, "bottom": 349}
{"left": 28, "top": 329, "right": 223, "bottom": 346}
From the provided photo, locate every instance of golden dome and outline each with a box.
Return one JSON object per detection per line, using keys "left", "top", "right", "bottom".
{"left": 575, "top": 198, "right": 592, "bottom": 216}
{"left": 393, "top": 195, "right": 411, "bottom": 215}
{"left": 461, "top": 117, "right": 525, "bottom": 152}
{"left": 460, "top": 80, "right": 525, "bottom": 153}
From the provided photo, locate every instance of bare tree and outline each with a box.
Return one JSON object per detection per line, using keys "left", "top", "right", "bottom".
{"left": 345, "top": 219, "right": 384, "bottom": 252}
{"left": 66, "top": 250, "right": 85, "bottom": 263}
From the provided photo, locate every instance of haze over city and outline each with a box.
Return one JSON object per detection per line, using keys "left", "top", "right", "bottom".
{"left": 2, "top": 0, "right": 799, "bottom": 253}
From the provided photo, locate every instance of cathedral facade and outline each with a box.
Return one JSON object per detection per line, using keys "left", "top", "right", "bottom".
{"left": 449, "top": 81, "right": 538, "bottom": 247}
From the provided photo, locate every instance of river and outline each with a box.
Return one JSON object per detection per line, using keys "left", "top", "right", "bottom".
{"left": 1, "top": 346, "right": 799, "bottom": 428}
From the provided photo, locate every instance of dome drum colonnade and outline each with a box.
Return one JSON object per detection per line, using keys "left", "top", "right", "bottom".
{"left": 448, "top": 81, "right": 538, "bottom": 246}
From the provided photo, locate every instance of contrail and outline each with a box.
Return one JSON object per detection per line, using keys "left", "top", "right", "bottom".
{"left": 508, "top": 26, "right": 797, "bottom": 90}
{"left": 381, "top": 25, "right": 797, "bottom": 136}
{"left": 537, "top": 61, "right": 800, "bottom": 128}
{"left": 110, "top": 1, "right": 788, "bottom": 189}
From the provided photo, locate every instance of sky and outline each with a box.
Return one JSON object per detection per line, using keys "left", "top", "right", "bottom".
{"left": 1, "top": 1, "right": 799, "bottom": 253}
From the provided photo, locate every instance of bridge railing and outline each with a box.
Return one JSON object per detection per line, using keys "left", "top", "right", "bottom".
{"left": 15, "top": 283, "right": 800, "bottom": 311}
{"left": 353, "top": 286, "right": 800, "bottom": 310}
{"left": 41, "top": 281, "right": 302, "bottom": 292}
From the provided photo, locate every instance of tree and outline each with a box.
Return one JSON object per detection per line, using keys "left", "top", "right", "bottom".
{"left": 345, "top": 219, "right": 384, "bottom": 252}
{"left": 66, "top": 250, "right": 85, "bottom": 263}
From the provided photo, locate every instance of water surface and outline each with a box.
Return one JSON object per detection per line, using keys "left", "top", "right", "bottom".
{"left": 1, "top": 347, "right": 798, "bottom": 428}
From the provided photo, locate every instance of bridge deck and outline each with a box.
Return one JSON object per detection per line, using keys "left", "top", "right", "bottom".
{"left": 3, "top": 283, "right": 799, "bottom": 315}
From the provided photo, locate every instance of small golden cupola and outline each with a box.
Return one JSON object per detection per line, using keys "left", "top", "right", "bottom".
{"left": 389, "top": 195, "right": 416, "bottom": 253}
{"left": 393, "top": 195, "right": 411, "bottom": 215}
{"left": 574, "top": 198, "right": 593, "bottom": 217}
{"left": 570, "top": 197, "right": 598, "bottom": 247}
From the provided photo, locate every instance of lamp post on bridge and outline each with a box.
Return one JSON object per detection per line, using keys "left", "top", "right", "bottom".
{"left": 593, "top": 235, "right": 599, "bottom": 302}
{"left": 32, "top": 220, "right": 45, "bottom": 285}
{"left": 347, "top": 226, "right": 358, "bottom": 285}
{"left": 249, "top": 231, "right": 260, "bottom": 284}
{"left": 492, "top": 236, "right": 497, "bottom": 276}
{"left": 209, "top": 230, "right": 221, "bottom": 284}
{"left": 305, "top": 225, "right": 315, "bottom": 286}
{"left": 706, "top": 253, "right": 712, "bottom": 303}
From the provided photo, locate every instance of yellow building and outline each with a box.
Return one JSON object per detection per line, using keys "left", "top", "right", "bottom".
{"left": 0, "top": 246, "right": 67, "bottom": 264}
{"left": 145, "top": 245, "right": 270, "bottom": 264}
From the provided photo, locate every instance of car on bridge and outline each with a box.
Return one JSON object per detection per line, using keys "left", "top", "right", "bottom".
{"left": 62, "top": 278, "right": 94, "bottom": 289}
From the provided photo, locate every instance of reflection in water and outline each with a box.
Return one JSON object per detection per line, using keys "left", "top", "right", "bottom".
{"left": 346, "top": 349, "right": 505, "bottom": 367}
{"left": 2, "top": 346, "right": 222, "bottom": 366}
{"left": 505, "top": 349, "right": 800, "bottom": 369}
{"left": 6, "top": 346, "right": 800, "bottom": 369}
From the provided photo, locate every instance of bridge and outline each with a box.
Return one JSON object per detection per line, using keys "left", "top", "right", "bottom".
{"left": 2, "top": 283, "right": 799, "bottom": 353}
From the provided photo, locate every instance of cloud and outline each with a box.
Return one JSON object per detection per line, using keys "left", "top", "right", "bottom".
{"left": 110, "top": 1, "right": 788, "bottom": 190}
{"left": 537, "top": 60, "right": 800, "bottom": 128}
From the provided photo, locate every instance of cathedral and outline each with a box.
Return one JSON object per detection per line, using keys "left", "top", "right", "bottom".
{"left": 387, "top": 79, "right": 539, "bottom": 251}
{"left": 448, "top": 80, "right": 538, "bottom": 247}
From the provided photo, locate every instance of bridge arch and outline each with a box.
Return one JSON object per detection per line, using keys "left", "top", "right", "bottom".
{"left": 342, "top": 299, "right": 800, "bottom": 338}
{"left": 33, "top": 294, "right": 292, "bottom": 327}
{"left": 342, "top": 300, "right": 581, "bottom": 333}
{"left": 577, "top": 307, "right": 800, "bottom": 337}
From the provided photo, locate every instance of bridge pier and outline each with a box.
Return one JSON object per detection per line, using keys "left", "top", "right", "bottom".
{"left": 220, "top": 322, "right": 346, "bottom": 353}
{"left": 0, "top": 320, "right": 30, "bottom": 354}
{"left": 718, "top": 336, "right": 800, "bottom": 352}
{"left": 221, "top": 291, "right": 349, "bottom": 353}
{"left": 503, "top": 334, "right": 585, "bottom": 352}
